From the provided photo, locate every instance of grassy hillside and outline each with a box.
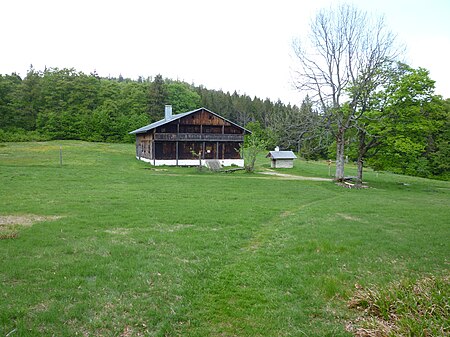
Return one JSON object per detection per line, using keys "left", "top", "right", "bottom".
{"left": 1, "top": 141, "right": 448, "bottom": 336}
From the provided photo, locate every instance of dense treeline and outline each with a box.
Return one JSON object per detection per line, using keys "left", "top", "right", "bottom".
{"left": 0, "top": 65, "right": 448, "bottom": 179}
{"left": 0, "top": 68, "right": 147, "bottom": 143}
{"left": 0, "top": 66, "right": 301, "bottom": 144}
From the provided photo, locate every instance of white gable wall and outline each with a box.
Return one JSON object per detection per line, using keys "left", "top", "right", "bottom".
{"left": 271, "top": 159, "right": 294, "bottom": 168}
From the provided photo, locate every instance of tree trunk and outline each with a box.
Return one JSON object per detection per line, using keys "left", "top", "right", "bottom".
{"left": 335, "top": 129, "right": 345, "bottom": 181}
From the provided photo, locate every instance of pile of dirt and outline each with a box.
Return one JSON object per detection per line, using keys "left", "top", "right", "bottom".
{"left": 0, "top": 214, "right": 61, "bottom": 239}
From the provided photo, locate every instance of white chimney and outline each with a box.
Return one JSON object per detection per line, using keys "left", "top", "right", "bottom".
{"left": 275, "top": 146, "right": 280, "bottom": 152}
{"left": 165, "top": 105, "right": 172, "bottom": 120}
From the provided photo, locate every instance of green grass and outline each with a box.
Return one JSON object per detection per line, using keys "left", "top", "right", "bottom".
{"left": 0, "top": 141, "right": 449, "bottom": 336}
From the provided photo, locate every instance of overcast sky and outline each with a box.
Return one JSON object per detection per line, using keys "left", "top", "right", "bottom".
{"left": 2, "top": 0, "right": 449, "bottom": 105}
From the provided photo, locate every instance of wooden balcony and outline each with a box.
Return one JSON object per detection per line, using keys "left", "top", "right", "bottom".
{"left": 154, "top": 133, "right": 244, "bottom": 142}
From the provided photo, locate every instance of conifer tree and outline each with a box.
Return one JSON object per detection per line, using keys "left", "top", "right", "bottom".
{"left": 147, "top": 74, "right": 168, "bottom": 121}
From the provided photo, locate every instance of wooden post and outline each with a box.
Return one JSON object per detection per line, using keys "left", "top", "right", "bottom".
{"left": 216, "top": 141, "right": 219, "bottom": 159}
{"left": 176, "top": 141, "right": 179, "bottom": 166}
{"left": 59, "top": 145, "right": 63, "bottom": 167}
{"left": 153, "top": 141, "right": 156, "bottom": 166}
{"left": 202, "top": 142, "right": 205, "bottom": 159}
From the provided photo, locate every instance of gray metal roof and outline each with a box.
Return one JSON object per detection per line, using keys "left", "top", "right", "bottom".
{"left": 129, "top": 107, "right": 251, "bottom": 135}
{"left": 266, "top": 151, "right": 297, "bottom": 160}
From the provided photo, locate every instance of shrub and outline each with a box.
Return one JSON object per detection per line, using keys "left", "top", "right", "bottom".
{"left": 347, "top": 275, "right": 449, "bottom": 336}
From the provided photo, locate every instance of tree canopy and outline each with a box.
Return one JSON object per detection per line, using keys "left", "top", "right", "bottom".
{"left": 0, "top": 66, "right": 298, "bottom": 145}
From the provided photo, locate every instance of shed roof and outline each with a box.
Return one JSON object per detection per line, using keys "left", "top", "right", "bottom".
{"left": 129, "top": 107, "right": 250, "bottom": 135}
{"left": 266, "top": 151, "right": 297, "bottom": 160}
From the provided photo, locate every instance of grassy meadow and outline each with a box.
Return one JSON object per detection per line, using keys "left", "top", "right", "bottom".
{"left": 0, "top": 141, "right": 449, "bottom": 336}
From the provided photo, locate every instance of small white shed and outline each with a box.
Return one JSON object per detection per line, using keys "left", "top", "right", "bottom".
{"left": 266, "top": 149, "right": 297, "bottom": 168}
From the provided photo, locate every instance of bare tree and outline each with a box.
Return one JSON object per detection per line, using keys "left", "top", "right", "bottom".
{"left": 292, "top": 4, "right": 400, "bottom": 181}
{"left": 269, "top": 96, "right": 328, "bottom": 157}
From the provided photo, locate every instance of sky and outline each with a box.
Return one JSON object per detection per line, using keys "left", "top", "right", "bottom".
{"left": 2, "top": 0, "right": 450, "bottom": 106}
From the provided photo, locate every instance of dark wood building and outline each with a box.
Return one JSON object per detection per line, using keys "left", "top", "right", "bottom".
{"left": 130, "top": 106, "right": 250, "bottom": 166}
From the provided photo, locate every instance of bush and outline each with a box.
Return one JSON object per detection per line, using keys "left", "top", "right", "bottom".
{"left": 0, "top": 128, "right": 50, "bottom": 142}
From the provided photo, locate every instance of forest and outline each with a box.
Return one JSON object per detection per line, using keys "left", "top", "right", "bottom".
{"left": 0, "top": 67, "right": 295, "bottom": 143}
{"left": 0, "top": 64, "right": 449, "bottom": 180}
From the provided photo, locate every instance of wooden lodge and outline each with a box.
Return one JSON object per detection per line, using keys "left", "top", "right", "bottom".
{"left": 130, "top": 106, "right": 250, "bottom": 166}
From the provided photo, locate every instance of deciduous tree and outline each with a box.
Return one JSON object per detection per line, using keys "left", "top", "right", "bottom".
{"left": 293, "top": 4, "right": 400, "bottom": 181}
{"left": 367, "top": 63, "right": 448, "bottom": 178}
{"left": 166, "top": 81, "right": 201, "bottom": 113}
{"left": 240, "top": 132, "right": 267, "bottom": 173}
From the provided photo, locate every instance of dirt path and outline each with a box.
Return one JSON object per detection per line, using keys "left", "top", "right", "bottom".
{"left": 142, "top": 169, "right": 333, "bottom": 181}
{"left": 258, "top": 170, "right": 332, "bottom": 181}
